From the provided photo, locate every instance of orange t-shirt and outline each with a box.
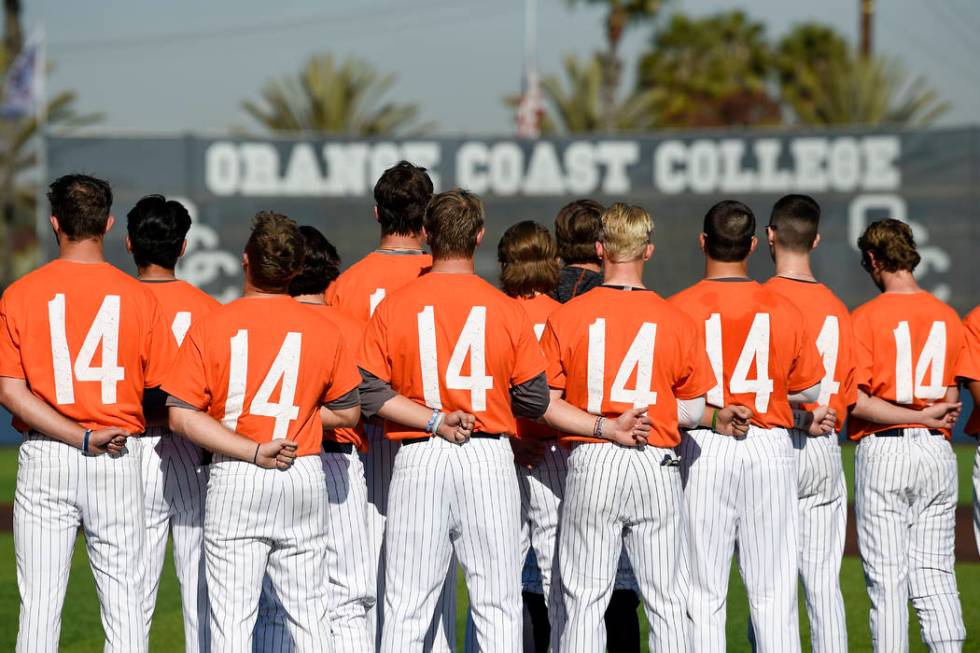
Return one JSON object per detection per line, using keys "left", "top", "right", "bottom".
{"left": 669, "top": 278, "right": 824, "bottom": 430}
{"left": 358, "top": 273, "right": 547, "bottom": 440}
{"left": 765, "top": 277, "right": 858, "bottom": 432}
{"left": 513, "top": 293, "right": 561, "bottom": 440}
{"left": 301, "top": 301, "right": 369, "bottom": 451}
{"left": 326, "top": 250, "right": 432, "bottom": 322}
{"left": 162, "top": 295, "right": 362, "bottom": 457}
{"left": 141, "top": 279, "right": 221, "bottom": 352}
{"left": 543, "top": 285, "right": 715, "bottom": 447}
{"left": 961, "top": 306, "right": 980, "bottom": 435}
{"left": 0, "top": 259, "right": 172, "bottom": 433}
{"left": 848, "top": 292, "right": 966, "bottom": 440}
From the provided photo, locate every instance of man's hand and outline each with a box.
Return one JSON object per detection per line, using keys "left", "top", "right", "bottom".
{"left": 436, "top": 410, "right": 475, "bottom": 444}
{"left": 601, "top": 407, "right": 651, "bottom": 447}
{"left": 918, "top": 401, "right": 962, "bottom": 430}
{"left": 804, "top": 406, "right": 838, "bottom": 436}
{"left": 714, "top": 405, "right": 753, "bottom": 437}
{"left": 87, "top": 427, "right": 131, "bottom": 456}
{"left": 512, "top": 438, "right": 546, "bottom": 469}
{"left": 256, "top": 440, "right": 298, "bottom": 470}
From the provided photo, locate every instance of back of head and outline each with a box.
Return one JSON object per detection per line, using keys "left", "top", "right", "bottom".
{"left": 497, "top": 221, "right": 559, "bottom": 298}
{"left": 424, "top": 189, "right": 484, "bottom": 260}
{"left": 244, "top": 211, "right": 305, "bottom": 292}
{"left": 601, "top": 202, "right": 653, "bottom": 263}
{"left": 857, "top": 218, "right": 921, "bottom": 273}
{"left": 288, "top": 225, "right": 341, "bottom": 297}
{"left": 554, "top": 199, "right": 604, "bottom": 266}
{"left": 47, "top": 174, "right": 113, "bottom": 241}
{"left": 768, "top": 194, "right": 820, "bottom": 253}
{"left": 374, "top": 161, "right": 434, "bottom": 237}
{"left": 703, "top": 200, "right": 756, "bottom": 262}
{"left": 126, "top": 194, "right": 192, "bottom": 270}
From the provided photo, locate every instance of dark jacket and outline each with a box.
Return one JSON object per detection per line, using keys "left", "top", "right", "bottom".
{"left": 550, "top": 266, "right": 602, "bottom": 304}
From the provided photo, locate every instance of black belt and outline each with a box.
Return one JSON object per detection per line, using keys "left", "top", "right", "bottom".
{"left": 322, "top": 441, "right": 354, "bottom": 455}
{"left": 402, "top": 433, "right": 501, "bottom": 446}
{"left": 875, "top": 428, "right": 944, "bottom": 438}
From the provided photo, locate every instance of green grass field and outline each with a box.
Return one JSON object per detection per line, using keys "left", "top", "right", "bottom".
{"left": 0, "top": 444, "right": 976, "bottom": 652}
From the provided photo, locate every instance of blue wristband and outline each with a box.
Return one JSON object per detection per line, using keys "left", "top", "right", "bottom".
{"left": 425, "top": 409, "right": 442, "bottom": 434}
{"left": 82, "top": 429, "right": 92, "bottom": 454}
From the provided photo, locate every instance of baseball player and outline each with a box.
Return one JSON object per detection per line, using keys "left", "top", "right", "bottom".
{"left": 0, "top": 174, "right": 172, "bottom": 653}
{"left": 327, "top": 161, "right": 456, "bottom": 650}
{"left": 669, "top": 200, "right": 826, "bottom": 653}
{"left": 164, "top": 211, "right": 363, "bottom": 652}
{"left": 125, "top": 194, "right": 218, "bottom": 653}
{"left": 962, "top": 306, "right": 980, "bottom": 556}
{"left": 846, "top": 219, "right": 967, "bottom": 652}
{"left": 551, "top": 199, "right": 604, "bottom": 303}
{"left": 357, "top": 189, "right": 649, "bottom": 652}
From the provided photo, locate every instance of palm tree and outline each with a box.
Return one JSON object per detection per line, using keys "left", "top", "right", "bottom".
{"left": 242, "top": 53, "right": 429, "bottom": 136}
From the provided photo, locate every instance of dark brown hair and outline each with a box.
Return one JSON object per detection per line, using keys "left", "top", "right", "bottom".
{"left": 768, "top": 194, "right": 820, "bottom": 253}
{"left": 374, "top": 161, "right": 434, "bottom": 237}
{"left": 47, "top": 174, "right": 113, "bottom": 241}
{"left": 423, "top": 189, "right": 484, "bottom": 260}
{"left": 288, "top": 225, "right": 341, "bottom": 297}
{"left": 554, "top": 199, "right": 604, "bottom": 265}
{"left": 244, "top": 211, "right": 305, "bottom": 292}
{"left": 858, "top": 218, "right": 921, "bottom": 273}
{"left": 498, "top": 221, "right": 559, "bottom": 298}
{"left": 703, "top": 200, "right": 756, "bottom": 262}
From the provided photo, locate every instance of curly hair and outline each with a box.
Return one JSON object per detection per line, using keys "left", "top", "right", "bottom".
{"left": 857, "top": 218, "right": 920, "bottom": 273}
{"left": 244, "top": 211, "right": 305, "bottom": 291}
{"left": 498, "top": 221, "right": 559, "bottom": 298}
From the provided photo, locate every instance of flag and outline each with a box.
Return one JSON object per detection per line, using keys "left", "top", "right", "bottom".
{"left": 516, "top": 69, "right": 543, "bottom": 138}
{"left": 1, "top": 34, "right": 41, "bottom": 120}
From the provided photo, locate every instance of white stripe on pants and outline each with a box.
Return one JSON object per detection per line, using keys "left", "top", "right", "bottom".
{"left": 14, "top": 433, "right": 148, "bottom": 653}
{"left": 381, "top": 436, "right": 521, "bottom": 653}
{"left": 678, "top": 426, "right": 800, "bottom": 653}
{"left": 362, "top": 423, "right": 456, "bottom": 652}
{"left": 519, "top": 441, "right": 567, "bottom": 604}
{"left": 855, "top": 429, "right": 965, "bottom": 652}
{"left": 972, "top": 443, "right": 979, "bottom": 560}
{"left": 792, "top": 429, "right": 847, "bottom": 653}
{"left": 132, "top": 428, "right": 209, "bottom": 653}
{"left": 205, "top": 454, "right": 330, "bottom": 653}
{"left": 550, "top": 442, "right": 689, "bottom": 653}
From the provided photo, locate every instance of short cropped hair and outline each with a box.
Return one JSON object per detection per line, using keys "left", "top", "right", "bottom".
{"left": 554, "top": 199, "right": 604, "bottom": 266}
{"left": 126, "top": 195, "right": 192, "bottom": 270}
{"left": 601, "top": 202, "right": 653, "bottom": 263}
{"left": 374, "top": 161, "right": 434, "bottom": 237}
{"left": 424, "top": 189, "right": 484, "bottom": 260}
{"left": 703, "top": 200, "right": 756, "bottom": 262}
{"left": 244, "top": 211, "right": 305, "bottom": 292}
{"left": 768, "top": 194, "right": 820, "bottom": 253}
{"left": 288, "top": 225, "right": 342, "bottom": 297}
{"left": 857, "top": 218, "right": 920, "bottom": 273}
{"left": 497, "top": 221, "right": 559, "bottom": 298}
{"left": 47, "top": 174, "right": 113, "bottom": 241}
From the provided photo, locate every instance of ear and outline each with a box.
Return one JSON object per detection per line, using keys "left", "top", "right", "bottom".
{"left": 180, "top": 239, "right": 188, "bottom": 257}
{"left": 765, "top": 225, "right": 776, "bottom": 248}
{"left": 49, "top": 216, "right": 59, "bottom": 233}
{"left": 748, "top": 235, "right": 758, "bottom": 255}
{"left": 124, "top": 235, "right": 133, "bottom": 254}
{"left": 642, "top": 243, "right": 654, "bottom": 261}
{"left": 373, "top": 206, "right": 380, "bottom": 223}
{"left": 698, "top": 233, "right": 707, "bottom": 254}
{"left": 104, "top": 215, "right": 114, "bottom": 235}
{"left": 811, "top": 233, "right": 821, "bottom": 250}
{"left": 242, "top": 252, "right": 249, "bottom": 270}
{"left": 475, "top": 227, "right": 486, "bottom": 247}
{"left": 595, "top": 241, "right": 605, "bottom": 260}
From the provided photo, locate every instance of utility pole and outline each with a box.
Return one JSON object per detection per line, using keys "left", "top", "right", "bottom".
{"left": 860, "top": 0, "right": 874, "bottom": 58}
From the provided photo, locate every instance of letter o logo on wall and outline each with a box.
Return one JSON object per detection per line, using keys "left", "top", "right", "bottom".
{"left": 205, "top": 143, "right": 240, "bottom": 196}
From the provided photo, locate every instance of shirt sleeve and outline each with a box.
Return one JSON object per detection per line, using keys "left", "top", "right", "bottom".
{"left": 674, "top": 325, "right": 716, "bottom": 400}
{"left": 851, "top": 308, "right": 874, "bottom": 394}
{"left": 160, "top": 324, "right": 211, "bottom": 411}
{"left": 510, "top": 311, "right": 547, "bottom": 387}
{"left": 787, "top": 319, "right": 825, "bottom": 393}
{"left": 539, "top": 318, "right": 565, "bottom": 391}
{"left": 357, "top": 301, "right": 392, "bottom": 383}
{"left": 322, "top": 335, "right": 363, "bottom": 405}
{"left": 956, "top": 311, "right": 980, "bottom": 381}
{"left": 0, "top": 292, "right": 25, "bottom": 379}
{"left": 509, "top": 372, "right": 550, "bottom": 419}
{"left": 143, "top": 293, "right": 175, "bottom": 389}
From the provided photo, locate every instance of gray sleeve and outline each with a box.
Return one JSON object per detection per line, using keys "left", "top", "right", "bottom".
{"left": 510, "top": 372, "right": 551, "bottom": 419}
{"left": 789, "top": 382, "right": 821, "bottom": 404}
{"left": 165, "top": 394, "right": 201, "bottom": 411}
{"left": 358, "top": 368, "right": 397, "bottom": 419}
{"left": 325, "top": 387, "right": 360, "bottom": 410}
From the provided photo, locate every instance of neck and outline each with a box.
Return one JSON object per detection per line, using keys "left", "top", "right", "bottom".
{"left": 58, "top": 237, "right": 106, "bottom": 264}
{"left": 602, "top": 260, "right": 645, "bottom": 288}
{"left": 880, "top": 269, "right": 922, "bottom": 294}
{"left": 294, "top": 293, "right": 325, "bottom": 305}
{"left": 242, "top": 279, "right": 287, "bottom": 298}
{"left": 137, "top": 264, "right": 177, "bottom": 281}
{"left": 430, "top": 256, "right": 475, "bottom": 275}
{"left": 568, "top": 261, "right": 601, "bottom": 273}
{"left": 773, "top": 249, "right": 816, "bottom": 282}
{"left": 378, "top": 233, "right": 425, "bottom": 251}
{"left": 705, "top": 257, "right": 750, "bottom": 280}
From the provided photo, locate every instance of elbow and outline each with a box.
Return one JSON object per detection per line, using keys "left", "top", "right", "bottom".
{"left": 167, "top": 407, "right": 186, "bottom": 434}
{"left": 338, "top": 405, "right": 361, "bottom": 429}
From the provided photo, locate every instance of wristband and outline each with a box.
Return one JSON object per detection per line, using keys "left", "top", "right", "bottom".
{"left": 252, "top": 443, "right": 260, "bottom": 465}
{"left": 425, "top": 409, "right": 442, "bottom": 434}
{"left": 82, "top": 429, "right": 92, "bottom": 454}
{"left": 432, "top": 412, "right": 446, "bottom": 436}
{"left": 593, "top": 416, "right": 606, "bottom": 439}
{"left": 710, "top": 409, "right": 719, "bottom": 432}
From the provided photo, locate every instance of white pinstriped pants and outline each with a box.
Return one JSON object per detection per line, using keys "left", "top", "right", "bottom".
{"left": 132, "top": 428, "right": 210, "bottom": 653}
{"left": 205, "top": 454, "right": 331, "bottom": 653}
{"left": 14, "top": 433, "right": 148, "bottom": 653}
{"left": 679, "top": 427, "right": 800, "bottom": 653}
{"left": 551, "top": 442, "right": 690, "bottom": 653}
{"left": 855, "top": 430, "right": 965, "bottom": 652}
{"left": 792, "top": 430, "right": 847, "bottom": 653}
{"left": 381, "top": 435, "right": 522, "bottom": 653}
{"left": 972, "top": 443, "right": 979, "bottom": 560}
{"left": 519, "top": 441, "right": 568, "bottom": 604}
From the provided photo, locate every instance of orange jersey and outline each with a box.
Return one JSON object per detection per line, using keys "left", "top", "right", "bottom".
{"left": 848, "top": 292, "right": 966, "bottom": 440}
{"left": 141, "top": 279, "right": 221, "bottom": 353}
{"left": 301, "top": 301, "right": 369, "bottom": 450}
{"left": 543, "top": 286, "right": 715, "bottom": 447}
{"left": 669, "top": 279, "right": 823, "bottom": 430}
{"left": 358, "top": 273, "right": 546, "bottom": 440}
{"left": 162, "top": 295, "right": 362, "bottom": 457}
{"left": 0, "top": 260, "right": 172, "bottom": 433}
{"left": 765, "top": 277, "right": 858, "bottom": 432}
{"left": 326, "top": 250, "right": 432, "bottom": 322}
{"left": 513, "top": 293, "right": 561, "bottom": 440}
{"left": 961, "top": 306, "right": 980, "bottom": 435}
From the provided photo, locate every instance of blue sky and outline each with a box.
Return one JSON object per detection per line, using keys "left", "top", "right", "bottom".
{"left": 25, "top": 0, "right": 980, "bottom": 134}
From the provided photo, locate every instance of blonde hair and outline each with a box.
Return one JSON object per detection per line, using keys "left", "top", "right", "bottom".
{"left": 600, "top": 202, "right": 653, "bottom": 263}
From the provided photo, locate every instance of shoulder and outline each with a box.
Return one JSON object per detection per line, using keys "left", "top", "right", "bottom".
{"left": 966, "top": 305, "right": 980, "bottom": 328}
{"left": 334, "top": 253, "right": 377, "bottom": 284}
{"left": 666, "top": 281, "right": 703, "bottom": 308}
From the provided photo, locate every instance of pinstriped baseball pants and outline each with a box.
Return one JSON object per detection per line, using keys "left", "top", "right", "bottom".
{"left": 551, "top": 442, "right": 690, "bottom": 653}
{"left": 679, "top": 426, "right": 800, "bottom": 653}
{"left": 205, "top": 454, "right": 330, "bottom": 653}
{"left": 855, "top": 429, "right": 965, "bottom": 652}
{"left": 132, "top": 428, "right": 210, "bottom": 653}
{"left": 14, "top": 433, "right": 148, "bottom": 653}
